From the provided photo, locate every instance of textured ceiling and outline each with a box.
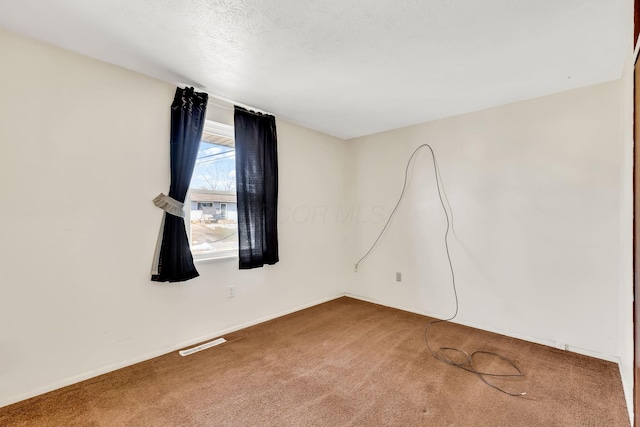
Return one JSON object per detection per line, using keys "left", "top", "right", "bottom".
{"left": 0, "top": 0, "right": 632, "bottom": 139}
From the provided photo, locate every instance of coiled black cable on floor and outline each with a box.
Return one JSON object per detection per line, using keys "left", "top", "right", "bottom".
{"left": 355, "top": 144, "right": 526, "bottom": 397}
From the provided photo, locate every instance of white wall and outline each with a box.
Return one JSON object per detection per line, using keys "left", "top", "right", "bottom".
{"left": 346, "top": 80, "right": 627, "bottom": 362}
{"left": 618, "top": 43, "right": 635, "bottom": 420}
{"left": 0, "top": 30, "right": 347, "bottom": 407}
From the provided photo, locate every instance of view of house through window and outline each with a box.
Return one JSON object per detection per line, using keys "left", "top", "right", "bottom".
{"left": 188, "top": 122, "right": 237, "bottom": 258}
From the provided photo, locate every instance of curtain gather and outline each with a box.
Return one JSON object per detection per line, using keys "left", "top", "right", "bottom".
{"left": 151, "top": 87, "right": 208, "bottom": 282}
{"left": 234, "top": 106, "right": 279, "bottom": 269}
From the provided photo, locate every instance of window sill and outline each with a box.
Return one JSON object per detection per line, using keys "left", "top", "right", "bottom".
{"left": 193, "top": 250, "right": 238, "bottom": 264}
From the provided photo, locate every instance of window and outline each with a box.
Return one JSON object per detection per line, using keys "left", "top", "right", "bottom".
{"left": 187, "top": 121, "right": 237, "bottom": 259}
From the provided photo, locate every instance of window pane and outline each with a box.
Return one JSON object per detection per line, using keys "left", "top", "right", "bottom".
{"left": 189, "top": 132, "right": 237, "bottom": 257}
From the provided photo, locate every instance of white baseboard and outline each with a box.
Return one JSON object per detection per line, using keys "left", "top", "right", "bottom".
{"left": 618, "top": 361, "right": 634, "bottom": 425}
{"left": 0, "top": 294, "right": 343, "bottom": 409}
{"left": 1, "top": 292, "right": 625, "bottom": 410}
{"left": 343, "top": 292, "right": 620, "bottom": 363}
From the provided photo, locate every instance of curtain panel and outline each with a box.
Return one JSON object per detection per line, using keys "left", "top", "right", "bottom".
{"left": 151, "top": 87, "right": 208, "bottom": 282}
{"left": 234, "top": 106, "right": 279, "bottom": 269}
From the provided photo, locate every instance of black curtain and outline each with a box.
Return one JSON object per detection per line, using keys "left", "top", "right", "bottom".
{"left": 234, "top": 106, "right": 279, "bottom": 269}
{"left": 151, "top": 87, "right": 208, "bottom": 282}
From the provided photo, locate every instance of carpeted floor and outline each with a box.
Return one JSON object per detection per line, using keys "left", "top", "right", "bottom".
{"left": 0, "top": 297, "right": 630, "bottom": 426}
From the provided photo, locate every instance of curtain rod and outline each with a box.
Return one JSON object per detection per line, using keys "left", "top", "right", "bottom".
{"left": 176, "top": 83, "right": 273, "bottom": 116}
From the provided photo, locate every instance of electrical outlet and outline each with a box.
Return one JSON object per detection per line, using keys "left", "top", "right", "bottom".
{"left": 228, "top": 285, "right": 235, "bottom": 298}
{"left": 396, "top": 272, "right": 402, "bottom": 282}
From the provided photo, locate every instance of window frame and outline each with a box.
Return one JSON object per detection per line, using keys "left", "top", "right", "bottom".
{"left": 186, "top": 120, "right": 238, "bottom": 263}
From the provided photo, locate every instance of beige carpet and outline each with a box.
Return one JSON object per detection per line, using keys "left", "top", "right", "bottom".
{"left": 0, "top": 297, "right": 630, "bottom": 426}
